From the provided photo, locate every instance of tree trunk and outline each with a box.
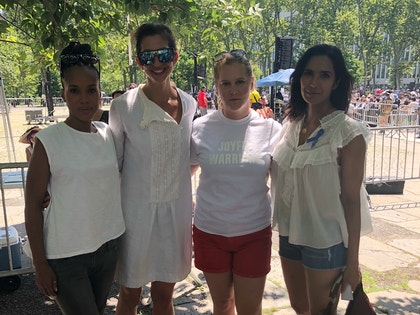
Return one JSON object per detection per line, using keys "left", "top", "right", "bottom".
{"left": 43, "top": 67, "right": 54, "bottom": 116}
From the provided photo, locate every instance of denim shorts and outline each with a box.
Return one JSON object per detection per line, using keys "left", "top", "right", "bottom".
{"left": 279, "top": 236, "right": 347, "bottom": 270}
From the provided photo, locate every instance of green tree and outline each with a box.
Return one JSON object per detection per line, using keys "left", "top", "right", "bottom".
{"left": 0, "top": 0, "right": 198, "bottom": 107}
{"left": 381, "top": 0, "right": 420, "bottom": 88}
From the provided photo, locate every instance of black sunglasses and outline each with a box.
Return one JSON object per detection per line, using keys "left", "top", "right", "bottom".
{"left": 60, "top": 54, "right": 101, "bottom": 77}
{"left": 214, "top": 49, "right": 247, "bottom": 62}
{"left": 137, "top": 48, "right": 175, "bottom": 66}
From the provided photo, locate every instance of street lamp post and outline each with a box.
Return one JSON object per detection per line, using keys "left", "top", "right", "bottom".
{"left": 186, "top": 50, "right": 198, "bottom": 94}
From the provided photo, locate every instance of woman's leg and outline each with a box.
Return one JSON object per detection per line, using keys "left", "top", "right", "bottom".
{"left": 305, "top": 268, "right": 342, "bottom": 315}
{"left": 204, "top": 272, "right": 235, "bottom": 315}
{"left": 233, "top": 274, "right": 266, "bottom": 315}
{"left": 115, "top": 285, "right": 142, "bottom": 315}
{"left": 90, "top": 239, "right": 120, "bottom": 314}
{"left": 280, "top": 257, "right": 310, "bottom": 315}
{"left": 50, "top": 255, "right": 99, "bottom": 315}
{"left": 150, "top": 281, "right": 176, "bottom": 315}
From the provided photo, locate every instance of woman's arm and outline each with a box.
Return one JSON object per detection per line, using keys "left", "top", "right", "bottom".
{"left": 339, "top": 134, "right": 366, "bottom": 291}
{"left": 190, "top": 164, "right": 200, "bottom": 176}
{"left": 24, "top": 138, "right": 57, "bottom": 296}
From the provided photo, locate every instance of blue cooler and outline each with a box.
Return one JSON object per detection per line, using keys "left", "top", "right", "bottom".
{"left": 0, "top": 226, "right": 22, "bottom": 271}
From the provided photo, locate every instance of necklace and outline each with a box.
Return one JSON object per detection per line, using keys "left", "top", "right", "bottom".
{"left": 301, "top": 127, "right": 308, "bottom": 134}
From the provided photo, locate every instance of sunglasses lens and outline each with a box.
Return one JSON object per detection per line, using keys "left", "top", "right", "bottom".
{"left": 138, "top": 52, "right": 154, "bottom": 65}
{"left": 158, "top": 48, "right": 175, "bottom": 63}
{"left": 138, "top": 48, "right": 175, "bottom": 66}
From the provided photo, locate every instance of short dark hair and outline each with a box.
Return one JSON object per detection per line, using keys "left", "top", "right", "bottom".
{"left": 133, "top": 23, "right": 177, "bottom": 54}
{"left": 111, "top": 90, "right": 125, "bottom": 98}
{"left": 286, "top": 44, "right": 354, "bottom": 121}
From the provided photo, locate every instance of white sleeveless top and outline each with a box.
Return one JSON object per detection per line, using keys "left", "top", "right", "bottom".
{"left": 36, "top": 122, "right": 125, "bottom": 259}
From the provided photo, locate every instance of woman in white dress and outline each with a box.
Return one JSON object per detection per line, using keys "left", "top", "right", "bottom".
{"left": 109, "top": 23, "right": 196, "bottom": 315}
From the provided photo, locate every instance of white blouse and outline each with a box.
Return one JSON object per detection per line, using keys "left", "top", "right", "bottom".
{"left": 272, "top": 111, "right": 373, "bottom": 248}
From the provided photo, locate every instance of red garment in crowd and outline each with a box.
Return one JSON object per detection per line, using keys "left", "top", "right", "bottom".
{"left": 197, "top": 91, "right": 208, "bottom": 108}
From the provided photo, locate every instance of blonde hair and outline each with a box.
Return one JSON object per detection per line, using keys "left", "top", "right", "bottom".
{"left": 213, "top": 52, "right": 253, "bottom": 109}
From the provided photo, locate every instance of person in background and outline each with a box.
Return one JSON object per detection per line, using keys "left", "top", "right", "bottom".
{"left": 93, "top": 97, "right": 109, "bottom": 123}
{"left": 257, "top": 102, "right": 274, "bottom": 119}
{"left": 24, "top": 41, "right": 125, "bottom": 315}
{"left": 126, "top": 82, "right": 137, "bottom": 91}
{"left": 271, "top": 44, "right": 372, "bottom": 314}
{"left": 197, "top": 86, "right": 208, "bottom": 116}
{"left": 191, "top": 49, "right": 282, "bottom": 315}
{"left": 19, "top": 126, "right": 41, "bottom": 161}
{"left": 112, "top": 90, "right": 125, "bottom": 99}
{"left": 109, "top": 23, "right": 196, "bottom": 315}
{"left": 249, "top": 88, "right": 262, "bottom": 110}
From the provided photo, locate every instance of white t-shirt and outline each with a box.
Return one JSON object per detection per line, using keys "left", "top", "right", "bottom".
{"left": 191, "top": 110, "right": 282, "bottom": 237}
{"left": 36, "top": 122, "right": 125, "bottom": 259}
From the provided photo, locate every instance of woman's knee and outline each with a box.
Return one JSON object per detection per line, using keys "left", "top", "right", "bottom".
{"left": 150, "top": 281, "right": 175, "bottom": 304}
{"left": 289, "top": 300, "right": 309, "bottom": 315}
{"left": 118, "top": 285, "right": 142, "bottom": 306}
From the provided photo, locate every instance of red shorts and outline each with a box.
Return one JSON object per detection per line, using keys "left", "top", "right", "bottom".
{"left": 192, "top": 225, "right": 272, "bottom": 278}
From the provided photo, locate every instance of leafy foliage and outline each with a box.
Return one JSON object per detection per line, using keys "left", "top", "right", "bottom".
{"left": 0, "top": 0, "right": 419, "bottom": 97}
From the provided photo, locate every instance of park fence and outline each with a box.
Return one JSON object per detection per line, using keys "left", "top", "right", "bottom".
{"left": 5, "top": 96, "right": 113, "bottom": 108}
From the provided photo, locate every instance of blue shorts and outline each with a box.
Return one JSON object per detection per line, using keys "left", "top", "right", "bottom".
{"left": 279, "top": 236, "right": 347, "bottom": 270}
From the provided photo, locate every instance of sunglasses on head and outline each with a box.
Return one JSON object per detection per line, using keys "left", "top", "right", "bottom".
{"left": 137, "top": 48, "right": 175, "bottom": 66}
{"left": 60, "top": 54, "right": 100, "bottom": 65}
{"left": 60, "top": 54, "right": 101, "bottom": 77}
{"left": 214, "top": 49, "right": 247, "bottom": 62}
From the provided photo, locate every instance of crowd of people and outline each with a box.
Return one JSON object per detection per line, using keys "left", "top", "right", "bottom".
{"left": 350, "top": 88, "right": 420, "bottom": 114}
{"left": 22, "top": 22, "right": 384, "bottom": 315}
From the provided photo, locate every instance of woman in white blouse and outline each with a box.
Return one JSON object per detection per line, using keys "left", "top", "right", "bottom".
{"left": 271, "top": 44, "right": 372, "bottom": 314}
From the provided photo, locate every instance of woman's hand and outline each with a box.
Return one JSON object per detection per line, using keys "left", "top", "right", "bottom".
{"left": 342, "top": 264, "right": 360, "bottom": 292}
{"left": 41, "top": 192, "right": 51, "bottom": 208}
{"left": 34, "top": 261, "right": 58, "bottom": 297}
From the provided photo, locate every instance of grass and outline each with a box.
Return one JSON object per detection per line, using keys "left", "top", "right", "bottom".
{"left": 361, "top": 265, "right": 418, "bottom": 294}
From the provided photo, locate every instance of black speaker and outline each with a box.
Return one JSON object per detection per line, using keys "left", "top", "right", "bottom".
{"left": 274, "top": 36, "right": 293, "bottom": 72}
{"left": 197, "top": 64, "right": 206, "bottom": 79}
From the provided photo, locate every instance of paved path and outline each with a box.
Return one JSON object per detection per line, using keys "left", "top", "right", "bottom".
{"left": 1, "top": 180, "right": 419, "bottom": 314}
{"left": 154, "top": 179, "right": 420, "bottom": 314}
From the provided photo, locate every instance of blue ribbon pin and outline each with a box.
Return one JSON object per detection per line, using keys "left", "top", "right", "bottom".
{"left": 306, "top": 128, "right": 325, "bottom": 148}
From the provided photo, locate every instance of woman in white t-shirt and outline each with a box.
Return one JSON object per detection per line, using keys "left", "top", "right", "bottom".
{"left": 191, "top": 50, "right": 282, "bottom": 315}
{"left": 25, "top": 42, "right": 125, "bottom": 315}
{"left": 271, "top": 44, "right": 372, "bottom": 314}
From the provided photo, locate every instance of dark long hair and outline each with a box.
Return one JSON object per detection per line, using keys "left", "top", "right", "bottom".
{"left": 134, "top": 23, "right": 177, "bottom": 54}
{"left": 285, "top": 44, "right": 354, "bottom": 121}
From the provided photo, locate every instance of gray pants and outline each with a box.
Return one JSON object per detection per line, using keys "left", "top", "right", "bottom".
{"left": 48, "top": 238, "right": 120, "bottom": 315}
{"left": 199, "top": 107, "right": 208, "bottom": 116}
